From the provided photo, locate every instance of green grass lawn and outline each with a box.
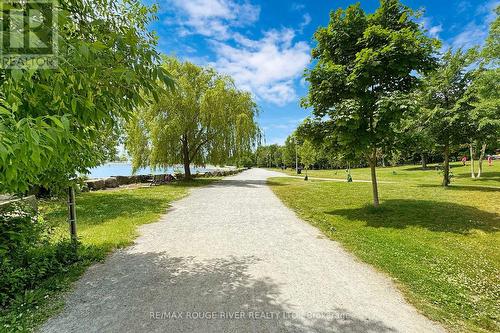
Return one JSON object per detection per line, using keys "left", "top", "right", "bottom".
{"left": 272, "top": 161, "right": 500, "bottom": 187}
{"left": 1, "top": 179, "right": 215, "bottom": 332}
{"left": 268, "top": 168, "right": 499, "bottom": 332}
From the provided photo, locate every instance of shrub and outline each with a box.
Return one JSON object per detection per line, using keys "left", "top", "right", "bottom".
{"left": 0, "top": 202, "right": 81, "bottom": 309}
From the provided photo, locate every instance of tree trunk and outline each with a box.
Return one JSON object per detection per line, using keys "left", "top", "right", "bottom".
{"left": 443, "top": 144, "right": 450, "bottom": 187}
{"left": 477, "top": 143, "right": 486, "bottom": 178}
{"left": 421, "top": 153, "right": 427, "bottom": 169}
{"left": 368, "top": 149, "right": 380, "bottom": 207}
{"left": 182, "top": 137, "right": 191, "bottom": 180}
{"left": 469, "top": 144, "right": 476, "bottom": 178}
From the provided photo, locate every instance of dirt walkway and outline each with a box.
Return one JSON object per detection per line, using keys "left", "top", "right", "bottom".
{"left": 40, "top": 168, "right": 445, "bottom": 333}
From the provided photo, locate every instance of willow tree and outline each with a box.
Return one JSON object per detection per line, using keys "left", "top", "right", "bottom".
{"left": 126, "top": 58, "right": 259, "bottom": 179}
{"left": 302, "top": 0, "right": 437, "bottom": 207}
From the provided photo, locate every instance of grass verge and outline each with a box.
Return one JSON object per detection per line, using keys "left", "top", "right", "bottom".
{"left": 271, "top": 162, "right": 500, "bottom": 187}
{"left": 268, "top": 176, "right": 499, "bottom": 333}
{"left": 0, "top": 179, "right": 215, "bottom": 332}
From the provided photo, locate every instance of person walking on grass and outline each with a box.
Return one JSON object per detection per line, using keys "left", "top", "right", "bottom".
{"left": 461, "top": 156, "right": 467, "bottom": 166}
{"left": 488, "top": 155, "right": 493, "bottom": 167}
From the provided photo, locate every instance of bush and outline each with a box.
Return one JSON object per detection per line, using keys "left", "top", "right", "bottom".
{"left": 0, "top": 203, "right": 81, "bottom": 309}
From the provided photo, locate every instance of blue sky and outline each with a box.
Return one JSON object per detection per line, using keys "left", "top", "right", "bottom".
{"left": 146, "top": 0, "right": 498, "bottom": 145}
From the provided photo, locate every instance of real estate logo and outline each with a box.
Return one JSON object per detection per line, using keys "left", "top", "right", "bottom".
{"left": 0, "top": 0, "right": 58, "bottom": 68}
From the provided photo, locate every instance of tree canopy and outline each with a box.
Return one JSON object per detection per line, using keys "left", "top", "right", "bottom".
{"left": 418, "top": 49, "right": 477, "bottom": 185}
{"left": 0, "top": 0, "right": 171, "bottom": 194}
{"left": 302, "top": 0, "right": 438, "bottom": 206}
{"left": 126, "top": 57, "right": 259, "bottom": 179}
{"left": 299, "top": 140, "right": 316, "bottom": 179}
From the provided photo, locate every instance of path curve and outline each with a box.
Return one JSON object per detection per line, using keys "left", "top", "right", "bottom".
{"left": 40, "top": 168, "right": 445, "bottom": 333}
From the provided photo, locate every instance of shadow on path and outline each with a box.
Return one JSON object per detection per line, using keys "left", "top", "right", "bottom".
{"left": 42, "top": 252, "right": 397, "bottom": 333}
{"left": 207, "top": 178, "right": 289, "bottom": 188}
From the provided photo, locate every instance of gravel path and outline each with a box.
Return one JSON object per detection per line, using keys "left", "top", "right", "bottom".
{"left": 40, "top": 168, "right": 445, "bottom": 333}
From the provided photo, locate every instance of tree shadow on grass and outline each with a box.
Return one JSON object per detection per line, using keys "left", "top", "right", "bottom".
{"left": 454, "top": 171, "right": 500, "bottom": 183}
{"left": 418, "top": 184, "right": 500, "bottom": 192}
{"left": 389, "top": 166, "right": 437, "bottom": 172}
{"left": 326, "top": 199, "right": 499, "bottom": 234}
{"left": 40, "top": 252, "right": 397, "bottom": 333}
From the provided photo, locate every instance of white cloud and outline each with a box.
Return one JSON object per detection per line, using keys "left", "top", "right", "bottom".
{"left": 299, "top": 13, "right": 312, "bottom": 32}
{"left": 290, "top": 3, "right": 305, "bottom": 11}
{"left": 419, "top": 16, "right": 442, "bottom": 38}
{"left": 451, "top": 0, "right": 499, "bottom": 49}
{"left": 428, "top": 25, "right": 443, "bottom": 38}
{"left": 452, "top": 22, "right": 486, "bottom": 49}
{"left": 211, "top": 29, "right": 310, "bottom": 106}
{"left": 457, "top": 1, "right": 472, "bottom": 13}
{"left": 162, "top": 0, "right": 311, "bottom": 106}
{"left": 165, "top": 0, "right": 260, "bottom": 40}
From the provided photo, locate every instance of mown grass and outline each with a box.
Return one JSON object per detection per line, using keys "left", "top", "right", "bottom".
{"left": 268, "top": 172, "right": 499, "bottom": 332}
{"left": 1, "top": 179, "right": 215, "bottom": 332}
{"left": 272, "top": 162, "right": 500, "bottom": 187}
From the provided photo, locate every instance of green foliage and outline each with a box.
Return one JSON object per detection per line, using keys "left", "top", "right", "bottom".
{"left": 418, "top": 48, "right": 478, "bottom": 185}
{"left": 467, "top": 6, "right": 500, "bottom": 149}
{"left": 302, "top": 0, "right": 438, "bottom": 204}
{"left": 0, "top": 0, "right": 172, "bottom": 194}
{"left": 255, "top": 144, "right": 283, "bottom": 167}
{"left": 282, "top": 135, "right": 298, "bottom": 168}
{"left": 303, "top": 0, "right": 437, "bottom": 153}
{"left": 483, "top": 6, "right": 499, "bottom": 62}
{"left": 298, "top": 140, "right": 316, "bottom": 170}
{"left": 126, "top": 57, "right": 258, "bottom": 177}
{"left": 0, "top": 203, "right": 81, "bottom": 310}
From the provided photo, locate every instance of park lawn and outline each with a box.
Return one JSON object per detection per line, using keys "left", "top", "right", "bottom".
{"left": 271, "top": 162, "right": 500, "bottom": 188}
{"left": 268, "top": 177, "right": 499, "bottom": 333}
{"left": 1, "top": 179, "right": 215, "bottom": 332}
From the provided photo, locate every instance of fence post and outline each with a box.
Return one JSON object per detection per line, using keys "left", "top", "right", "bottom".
{"left": 68, "top": 186, "right": 77, "bottom": 243}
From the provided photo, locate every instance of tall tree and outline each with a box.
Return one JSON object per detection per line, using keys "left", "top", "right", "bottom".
{"left": 302, "top": 0, "right": 437, "bottom": 206}
{"left": 0, "top": 0, "right": 171, "bottom": 194}
{"left": 467, "top": 6, "right": 500, "bottom": 177}
{"left": 299, "top": 140, "right": 316, "bottom": 180}
{"left": 419, "top": 49, "right": 477, "bottom": 186}
{"left": 283, "top": 133, "right": 301, "bottom": 172}
{"left": 126, "top": 58, "right": 259, "bottom": 179}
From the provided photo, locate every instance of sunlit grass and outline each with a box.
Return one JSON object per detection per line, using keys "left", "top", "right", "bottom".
{"left": 268, "top": 176, "right": 499, "bottom": 333}
{"left": 42, "top": 180, "right": 215, "bottom": 249}
{"left": 271, "top": 161, "right": 500, "bottom": 188}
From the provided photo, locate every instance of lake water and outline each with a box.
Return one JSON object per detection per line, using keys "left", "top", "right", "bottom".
{"left": 87, "top": 163, "right": 215, "bottom": 179}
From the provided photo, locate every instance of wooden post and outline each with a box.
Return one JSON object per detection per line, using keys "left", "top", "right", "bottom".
{"left": 68, "top": 186, "right": 77, "bottom": 243}
{"left": 295, "top": 137, "right": 299, "bottom": 174}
